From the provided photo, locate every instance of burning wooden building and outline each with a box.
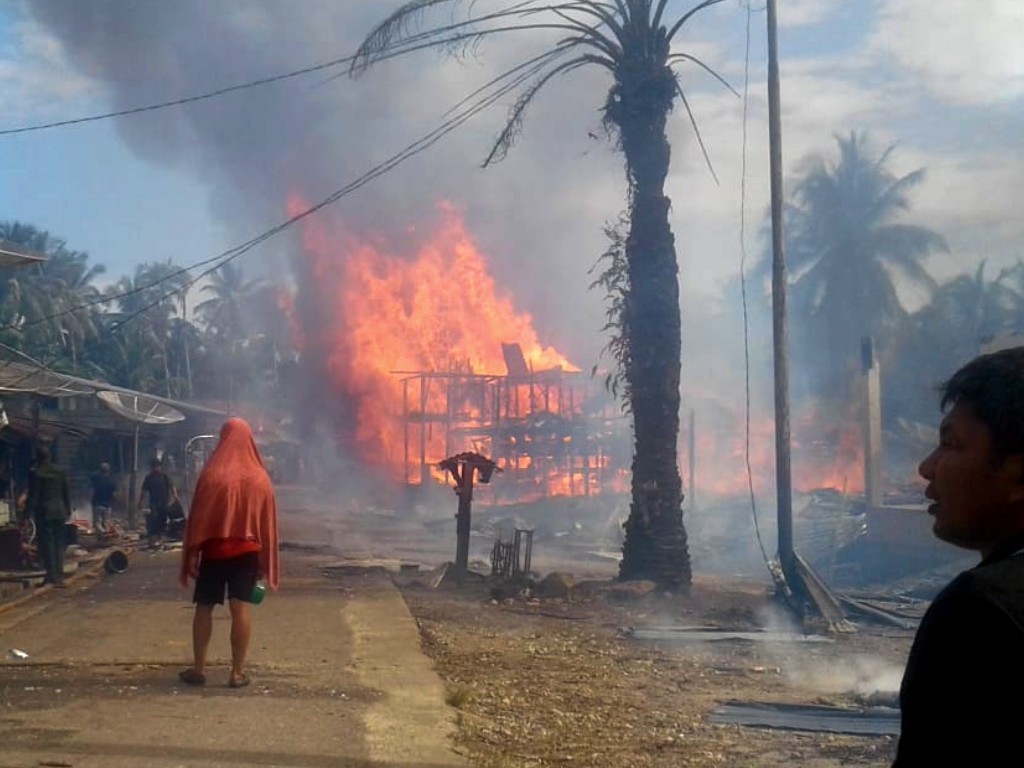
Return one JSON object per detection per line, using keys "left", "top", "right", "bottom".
{"left": 395, "top": 343, "right": 630, "bottom": 503}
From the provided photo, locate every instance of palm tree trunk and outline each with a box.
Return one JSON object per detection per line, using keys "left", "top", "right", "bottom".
{"left": 615, "top": 65, "right": 691, "bottom": 590}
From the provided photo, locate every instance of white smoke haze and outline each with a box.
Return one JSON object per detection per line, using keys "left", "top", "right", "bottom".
{"left": 750, "top": 605, "right": 904, "bottom": 697}
{"left": 787, "top": 653, "right": 904, "bottom": 698}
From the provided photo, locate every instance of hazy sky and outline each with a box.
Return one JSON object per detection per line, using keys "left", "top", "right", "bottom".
{"left": 1, "top": 0, "right": 1022, "bottom": 370}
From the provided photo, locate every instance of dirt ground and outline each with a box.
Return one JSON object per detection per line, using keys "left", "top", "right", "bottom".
{"left": 396, "top": 572, "right": 910, "bottom": 768}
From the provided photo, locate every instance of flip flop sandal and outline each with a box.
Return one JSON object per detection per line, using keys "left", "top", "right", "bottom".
{"left": 229, "top": 672, "right": 251, "bottom": 689}
{"left": 178, "top": 669, "right": 206, "bottom": 686}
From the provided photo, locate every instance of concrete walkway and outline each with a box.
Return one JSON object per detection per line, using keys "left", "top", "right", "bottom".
{"left": 0, "top": 547, "right": 466, "bottom": 768}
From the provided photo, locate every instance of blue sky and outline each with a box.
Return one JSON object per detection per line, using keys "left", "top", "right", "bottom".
{"left": 1, "top": 0, "right": 1022, "bottom": 317}
{"left": 1, "top": 122, "right": 226, "bottom": 284}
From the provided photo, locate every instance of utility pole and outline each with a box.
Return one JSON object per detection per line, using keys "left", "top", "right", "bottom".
{"left": 181, "top": 289, "right": 193, "bottom": 399}
{"left": 766, "top": 0, "right": 795, "bottom": 580}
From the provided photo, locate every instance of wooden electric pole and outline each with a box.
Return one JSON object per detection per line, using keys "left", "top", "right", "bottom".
{"left": 766, "top": 0, "right": 795, "bottom": 580}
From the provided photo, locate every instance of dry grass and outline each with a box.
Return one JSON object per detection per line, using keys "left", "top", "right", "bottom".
{"left": 402, "top": 578, "right": 907, "bottom": 768}
{"left": 445, "top": 683, "right": 474, "bottom": 709}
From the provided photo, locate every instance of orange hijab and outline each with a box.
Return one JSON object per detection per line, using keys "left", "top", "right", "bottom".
{"left": 180, "top": 418, "right": 279, "bottom": 589}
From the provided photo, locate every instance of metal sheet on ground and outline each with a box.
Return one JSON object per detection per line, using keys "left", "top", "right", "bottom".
{"left": 709, "top": 701, "right": 901, "bottom": 736}
{"left": 628, "top": 626, "right": 834, "bottom": 643}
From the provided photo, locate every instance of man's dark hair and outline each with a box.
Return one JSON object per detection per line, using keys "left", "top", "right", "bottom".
{"left": 36, "top": 445, "right": 52, "bottom": 463}
{"left": 941, "top": 346, "right": 1024, "bottom": 461}
{"left": 150, "top": 457, "right": 163, "bottom": 470}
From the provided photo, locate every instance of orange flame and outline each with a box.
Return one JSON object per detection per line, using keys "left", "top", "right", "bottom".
{"left": 680, "top": 402, "right": 866, "bottom": 499}
{"left": 287, "top": 196, "right": 589, "bottom": 488}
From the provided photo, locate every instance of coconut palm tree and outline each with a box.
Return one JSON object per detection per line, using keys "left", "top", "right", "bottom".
{"left": 786, "top": 133, "right": 948, "bottom": 393}
{"left": 112, "top": 261, "right": 190, "bottom": 396}
{"left": 194, "top": 263, "right": 268, "bottom": 405}
{"left": 353, "top": 0, "right": 731, "bottom": 589}
{"left": 0, "top": 222, "right": 106, "bottom": 372}
{"left": 195, "top": 262, "right": 264, "bottom": 347}
{"left": 888, "top": 261, "right": 1018, "bottom": 425}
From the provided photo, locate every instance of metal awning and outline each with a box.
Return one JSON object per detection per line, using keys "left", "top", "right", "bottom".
{"left": 96, "top": 391, "right": 186, "bottom": 426}
{"left": 0, "top": 359, "right": 95, "bottom": 397}
{"left": 0, "top": 358, "right": 224, "bottom": 417}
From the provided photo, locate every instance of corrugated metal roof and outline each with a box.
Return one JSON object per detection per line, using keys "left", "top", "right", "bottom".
{"left": 0, "top": 358, "right": 225, "bottom": 417}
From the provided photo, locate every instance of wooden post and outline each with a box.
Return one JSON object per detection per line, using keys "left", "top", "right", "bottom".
{"left": 455, "top": 466, "right": 475, "bottom": 575}
{"left": 444, "top": 378, "right": 452, "bottom": 459}
{"left": 129, "top": 423, "right": 140, "bottom": 532}
{"left": 862, "top": 338, "right": 883, "bottom": 508}
{"left": 403, "top": 378, "right": 410, "bottom": 484}
{"left": 419, "top": 376, "right": 428, "bottom": 485}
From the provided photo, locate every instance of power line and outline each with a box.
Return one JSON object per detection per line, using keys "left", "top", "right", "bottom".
{"left": 0, "top": 54, "right": 358, "bottom": 137}
{"left": 1, "top": 42, "right": 566, "bottom": 338}
{"left": 101, "top": 50, "right": 572, "bottom": 336}
{"left": 0, "top": 2, "right": 555, "bottom": 138}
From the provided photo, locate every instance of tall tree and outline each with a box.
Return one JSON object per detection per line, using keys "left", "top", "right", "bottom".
{"left": 112, "top": 261, "right": 190, "bottom": 397}
{"left": 195, "top": 262, "right": 268, "bottom": 403}
{"left": 352, "top": 0, "right": 732, "bottom": 589}
{"left": 0, "top": 221, "right": 105, "bottom": 372}
{"left": 786, "top": 133, "right": 948, "bottom": 392}
{"left": 889, "top": 261, "right": 1019, "bottom": 425}
{"left": 195, "top": 262, "right": 264, "bottom": 347}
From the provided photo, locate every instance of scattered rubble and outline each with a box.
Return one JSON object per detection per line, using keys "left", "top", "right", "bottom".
{"left": 399, "top": 572, "right": 906, "bottom": 767}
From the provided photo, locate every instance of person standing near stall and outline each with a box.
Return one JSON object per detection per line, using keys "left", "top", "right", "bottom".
{"left": 27, "top": 444, "right": 71, "bottom": 587}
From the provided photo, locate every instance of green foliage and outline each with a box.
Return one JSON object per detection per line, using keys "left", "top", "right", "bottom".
{"left": 0, "top": 221, "right": 105, "bottom": 370}
{"left": 0, "top": 220, "right": 295, "bottom": 404}
{"left": 588, "top": 213, "right": 632, "bottom": 409}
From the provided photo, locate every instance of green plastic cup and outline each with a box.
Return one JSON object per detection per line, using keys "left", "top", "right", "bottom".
{"left": 250, "top": 581, "right": 267, "bottom": 605}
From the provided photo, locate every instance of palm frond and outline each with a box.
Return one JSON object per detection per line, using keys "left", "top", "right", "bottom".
{"left": 441, "top": 46, "right": 575, "bottom": 119}
{"left": 353, "top": 0, "right": 463, "bottom": 71}
{"left": 548, "top": 8, "right": 623, "bottom": 58}
{"left": 667, "top": 52, "right": 738, "bottom": 96}
{"left": 673, "top": 81, "right": 719, "bottom": 184}
{"left": 666, "top": 0, "right": 727, "bottom": 43}
{"left": 352, "top": 1, "right": 574, "bottom": 74}
{"left": 556, "top": 1, "right": 627, "bottom": 46}
{"left": 484, "top": 53, "right": 604, "bottom": 166}
{"left": 871, "top": 223, "right": 949, "bottom": 267}
{"left": 867, "top": 168, "right": 926, "bottom": 223}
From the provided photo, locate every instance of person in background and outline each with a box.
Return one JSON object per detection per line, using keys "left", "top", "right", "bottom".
{"left": 895, "top": 347, "right": 1024, "bottom": 766}
{"left": 177, "top": 417, "right": 279, "bottom": 689}
{"left": 90, "top": 462, "right": 116, "bottom": 533}
{"left": 27, "top": 444, "right": 71, "bottom": 587}
{"left": 138, "top": 457, "right": 178, "bottom": 542}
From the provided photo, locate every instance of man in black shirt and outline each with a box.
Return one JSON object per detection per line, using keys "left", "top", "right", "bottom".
{"left": 138, "top": 457, "right": 178, "bottom": 540}
{"left": 90, "top": 462, "right": 117, "bottom": 532}
{"left": 895, "top": 347, "right": 1024, "bottom": 766}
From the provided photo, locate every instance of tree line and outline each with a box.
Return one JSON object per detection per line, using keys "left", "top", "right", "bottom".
{"left": 746, "top": 132, "right": 1024, "bottom": 430}
{"left": 0, "top": 222, "right": 293, "bottom": 404}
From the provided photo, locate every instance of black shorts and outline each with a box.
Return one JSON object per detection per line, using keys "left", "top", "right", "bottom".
{"left": 193, "top": 552, "right": 259, "bottom": 606}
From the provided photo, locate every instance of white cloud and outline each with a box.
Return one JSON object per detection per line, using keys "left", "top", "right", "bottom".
{"left": 872, "top": 0, "right": 1024, "bottom": 104}
{"left": 0, "top": 15, "right": 101, "bottom": 122}
{"left": 777, "top": 0, "right": 844, "bottom": 28}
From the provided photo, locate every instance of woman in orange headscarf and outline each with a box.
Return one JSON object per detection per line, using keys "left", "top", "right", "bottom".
{"left": 178, "top": 417, "right": 279, "bottom": 688}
